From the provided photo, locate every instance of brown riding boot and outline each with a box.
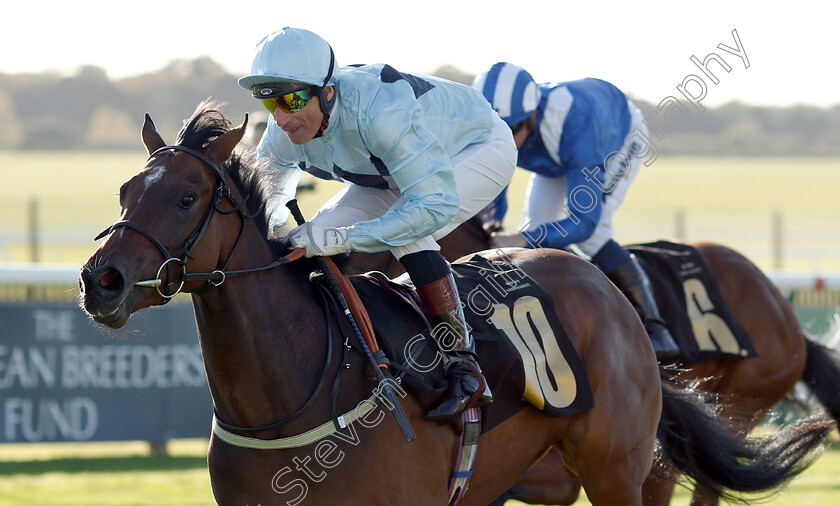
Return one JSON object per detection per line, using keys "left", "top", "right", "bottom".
{"left": 607, "top": 255, "right": 680, "bottom": 361}
{"left": 416, "top": 273, "right": 493, "bottom": 423}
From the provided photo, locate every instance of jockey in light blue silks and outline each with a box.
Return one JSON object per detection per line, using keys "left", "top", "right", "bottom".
{"left": 473, "top": 62, "right": 679, "bottom": 360}
{"left": 239, "top": 28, "right": 518, "bottom": 421}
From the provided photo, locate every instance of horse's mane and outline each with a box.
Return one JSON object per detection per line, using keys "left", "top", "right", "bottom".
{"left": 176, "top": 99, "right": 286, "bottom": 256}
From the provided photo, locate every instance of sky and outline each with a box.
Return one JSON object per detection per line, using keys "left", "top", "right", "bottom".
{"left": 3, "top": 0, "right": 839, "bottom": 108}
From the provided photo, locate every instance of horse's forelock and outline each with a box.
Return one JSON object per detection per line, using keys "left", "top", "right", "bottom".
{"left": 176, "top": 99, "right": 232, "bottom": 151}
{"left": 172, "top": 100, "right": 283, "bottom": 254}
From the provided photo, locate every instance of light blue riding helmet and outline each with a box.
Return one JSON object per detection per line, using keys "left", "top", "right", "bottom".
{"left": 472, "top": 62, "right": 541, "bottom": 126}
{"left": 238, "top": 27, "right": 338, "bottom": 90}
{"left": 239, "top": 27, "right": 339, "bottom": 136}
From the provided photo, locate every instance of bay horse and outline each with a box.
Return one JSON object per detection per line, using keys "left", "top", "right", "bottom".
{"left": 79, "top": 102, "right": 832, "bottom": 505}
{"left": 344, "top": 209, "right": 840, "bottom": 506}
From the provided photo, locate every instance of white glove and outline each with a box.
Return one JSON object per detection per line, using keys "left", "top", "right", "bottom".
{"left": 286, "top": 223, "right": 352, "bottom": 257}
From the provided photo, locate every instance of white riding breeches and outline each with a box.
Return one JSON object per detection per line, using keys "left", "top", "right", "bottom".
{"left": 311, "top": 114, "right": 517, "bottom": 259}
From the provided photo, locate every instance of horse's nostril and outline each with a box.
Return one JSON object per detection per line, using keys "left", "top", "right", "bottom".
{"left": 99, "top": 269, "right": 117, "bottom": 288}
{"left": 94, "top": 267, "right": 124, "bottom": 294}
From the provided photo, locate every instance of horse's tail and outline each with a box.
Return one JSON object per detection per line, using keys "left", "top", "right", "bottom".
{"left": 656, "top": 371, "right": 833, "bottom": 500}
{"left": 802, "top": 335, "right": 840, "bottom": 421}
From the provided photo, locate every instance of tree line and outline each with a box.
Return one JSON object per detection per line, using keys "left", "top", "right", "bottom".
{"left": 1, "top": 58, "right": 838, "bottom": 156}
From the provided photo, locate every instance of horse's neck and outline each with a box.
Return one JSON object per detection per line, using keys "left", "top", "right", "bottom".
{"left": 191, "top": 229, "right": 331, "bottom": 433}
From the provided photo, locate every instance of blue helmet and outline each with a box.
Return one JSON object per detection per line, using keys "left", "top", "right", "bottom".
{"left": 472, "top": 62, "right": 541, "bottom": 126}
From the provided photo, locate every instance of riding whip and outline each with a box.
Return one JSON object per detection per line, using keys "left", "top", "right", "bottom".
{"left": 286, "top": 200, "right": 416, "bottom": 442}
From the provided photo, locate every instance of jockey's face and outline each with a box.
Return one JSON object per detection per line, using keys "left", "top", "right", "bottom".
{"left": 269, "top": 86, "right": 334, "bottom": 144}
{"left": 512, "top": 113, "right": 535, "bottom": 149}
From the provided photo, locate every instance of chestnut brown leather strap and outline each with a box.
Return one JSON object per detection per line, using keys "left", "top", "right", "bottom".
{"left": 323, "top": 257, "right": 381, "bottom": 359}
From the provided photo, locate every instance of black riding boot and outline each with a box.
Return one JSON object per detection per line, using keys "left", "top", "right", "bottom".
{"left": 416, "top": 273, "right": 493, "bottom": 423}
{"left": 607, "top": 255, "right": 680, "bottom": 361}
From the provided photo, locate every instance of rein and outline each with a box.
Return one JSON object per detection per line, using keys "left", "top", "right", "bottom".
{"left": 94, "top": 145, "right": 300, "bottom": 299}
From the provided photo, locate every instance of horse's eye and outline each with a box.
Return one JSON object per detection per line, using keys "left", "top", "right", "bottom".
{"left": 179, "top": 194, "right": 197, "bottom": 209}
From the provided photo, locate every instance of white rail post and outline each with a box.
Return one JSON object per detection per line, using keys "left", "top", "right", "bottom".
{"left": 28, "top": 197, "right": 40, "bottom": 263}
{"left": 772, "top": 210, "right": 783, "bottom": 270}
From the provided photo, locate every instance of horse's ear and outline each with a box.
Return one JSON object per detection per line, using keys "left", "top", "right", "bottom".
{"left": 206, "top": 114, "right": 249, "bottom": 166}
{"left": 141, "top": 113, "right": 166, "bottom": 154}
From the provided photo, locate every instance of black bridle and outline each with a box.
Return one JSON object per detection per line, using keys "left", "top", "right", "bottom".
{"left": 94, "top": 144, "right": 290, "bottom": 300}
{"left": 94, "top": 144, "right": 340, "bottom": 435}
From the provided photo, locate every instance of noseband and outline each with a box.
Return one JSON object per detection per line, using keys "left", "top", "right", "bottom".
{"left": 94, "top": 145, "right": 294, "bottom": 300}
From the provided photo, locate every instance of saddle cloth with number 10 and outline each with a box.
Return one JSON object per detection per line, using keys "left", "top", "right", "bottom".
{"left": 352, "top": 252, "right": 595, "bottom": 433}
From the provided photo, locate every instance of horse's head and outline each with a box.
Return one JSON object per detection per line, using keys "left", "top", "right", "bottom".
{"left": 79, "top": 104, "right": 248, "bottom": 328}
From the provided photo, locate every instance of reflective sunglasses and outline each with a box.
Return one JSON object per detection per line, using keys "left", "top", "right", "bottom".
{"left": 253, "top": 84, "right": 314, "bottom": 114}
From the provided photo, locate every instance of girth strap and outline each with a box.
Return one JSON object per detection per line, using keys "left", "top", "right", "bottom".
{"left": 212, "top": 392, "right": 380, "bottom": 450}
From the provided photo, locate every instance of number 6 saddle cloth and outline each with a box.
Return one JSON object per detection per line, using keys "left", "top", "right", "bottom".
{"left": 627, "top": 241, "right": 757, "bottom": 364}
{"left": 349, "top": 252, "right": 595, "bottom": 433}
